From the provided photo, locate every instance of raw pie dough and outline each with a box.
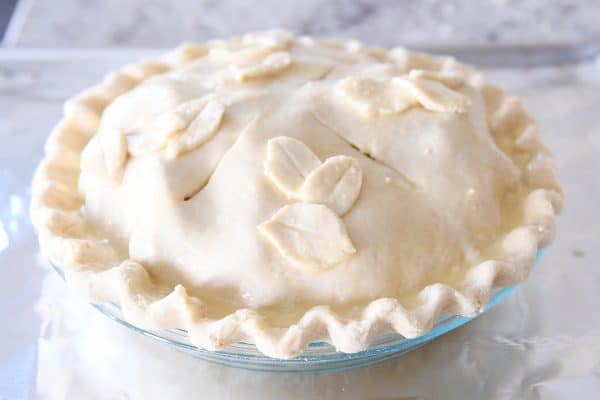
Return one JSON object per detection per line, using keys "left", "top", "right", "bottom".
{"left": 31, "top": 31, "right": 563, "bottom": 358}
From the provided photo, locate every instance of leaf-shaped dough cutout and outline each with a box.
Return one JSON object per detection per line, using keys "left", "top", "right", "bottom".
{"left": 408, "top": 69, "right": 465, "bottom": 88}
{"left": 209, "top": 45, "right": 275, "bottom": 64}
{"left": 301, "top": 155, "right": 362, "bottom": 215}
{"left": 242, "top": 30, "right": 293, "bottom": 49}
{"left": 336, "top": 76, "right": 416, "bottom": 118}
{"left": 127, "top": 98, "right": 210, "bottom": 156}
{"left": 232, "top": 51, "right": 292, "bottom": 82}
{"left": 165, "top": 100, "right": 226, "bottom": 159}
{"left": 264, "top": 136, "right": 321, "bottom": 197}
{"left": 128, "top": 114, "right": 185, "bottom": 156}
{"left": 258, "top": 203, "right": 356, "bottom": 271}
{"left": 393, "top": 77, "right": 471, "bottom": 113}
{"left": 101, "top": 128, "right": 128, "bottom": 181}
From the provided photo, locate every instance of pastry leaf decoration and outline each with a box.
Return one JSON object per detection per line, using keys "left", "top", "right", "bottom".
{"left": 258, "top": 203, "right": 356, "bottom": 271}
{"left": 232, "top": 51, "right": 292, "bottom": 81}
{"left": 261, "top": 136, "right": 363, "bottom": 270}
{"left": 127, "top": 98, "right": 210, "bottom": 156}
{"left": 165, "top": 100, "right": 225, "bottom": 159}
{"left": 100, "top": 127, "right": 128, "bottom": 182}
{"left": 264, "top": 136, "right": 322, "bottom": 197}
{"left": 392, "top": 77, "right": 471, "bottom": 113}
{"left": 126, "top": 98, "right": 225, "bottom": 160}
{"left": 408, "top": 69, "right": 465, "bottom": 88}
{"left": 336, "top": 76, "right": 415, "bottom": 118}
{"left": 301, "top": 155, "right": 362, "bottom": 215}
{"left": 209, "top": 30, "right": 291, "bottom": 64}
{"left": 336, "top": 72, "right": 470, "bottom": 118}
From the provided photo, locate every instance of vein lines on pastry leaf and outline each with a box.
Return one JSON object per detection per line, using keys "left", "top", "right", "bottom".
{"left": 261, "top": 136, "right": 362, "bottom": 270}
{"left": 258, "top": 203, "right": 356, "bottom": 271}
{"left": 336, "top": 74, "right": 470, "bottom": 117}
{"left": 125, "top": 96, "right": 225, "bottom": 160}
{"left": 209, "top": 30, "right": 292, "bottom": 66}
{"left": 231, "top": 51, "right": 292, "bottom": 82}
{"left": 264, "top": 136, "right": 321, "bottom": 196}
{"left": 182, "top": 116, "right": 261, "bottom": 202}
{"left": 100, "top": 127, "right": 128, "bottom": 182}
{"left": 301, "top": 155, "right": 362, "bottom": 215}
{"left": 166, "top": 100, "right": 225, "bottom": 159}
{"left": 242, "top": 30, "right": 294, "bottom": 49}
{"left": 408, "top": 69, "right": 465, "bottom": 88}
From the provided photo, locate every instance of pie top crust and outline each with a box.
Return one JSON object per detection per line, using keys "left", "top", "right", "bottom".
{"left": 30, "top": 30, "right": 563, "bottom": 358}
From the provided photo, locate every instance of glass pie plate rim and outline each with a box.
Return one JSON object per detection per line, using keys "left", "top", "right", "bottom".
{"left": 51, "top": 251, "right": 542, "bottom": 373}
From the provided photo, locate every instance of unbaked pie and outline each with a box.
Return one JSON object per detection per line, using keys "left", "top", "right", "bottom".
{"left": 31, "top": 30, "right": 562, "bottom": 358}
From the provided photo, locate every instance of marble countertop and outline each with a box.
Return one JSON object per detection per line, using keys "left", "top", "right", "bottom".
{"left": 4, "top": 0, "right": 600, "bottom": 48}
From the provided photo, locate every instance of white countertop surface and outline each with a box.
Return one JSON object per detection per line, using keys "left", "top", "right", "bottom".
{"left": 0, "top": 46, "right": 599, "bottom": 399}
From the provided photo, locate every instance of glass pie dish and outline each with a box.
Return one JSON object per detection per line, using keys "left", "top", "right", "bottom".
{"left": 52, "top": 251, "right": 542, "bottom": 373}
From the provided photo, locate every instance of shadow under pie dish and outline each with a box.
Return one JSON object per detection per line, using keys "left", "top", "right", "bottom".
{"left": 30, "top": 30, "right": 563, "bottom": 360}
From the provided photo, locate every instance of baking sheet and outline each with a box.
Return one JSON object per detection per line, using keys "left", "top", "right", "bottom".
{"left": 0, "top": 49, "right": 599, "bottom": 399}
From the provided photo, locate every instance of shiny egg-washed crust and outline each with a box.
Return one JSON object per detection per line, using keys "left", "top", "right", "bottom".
{"left": 31, "top": 33, "right": 563, "bottom": 359}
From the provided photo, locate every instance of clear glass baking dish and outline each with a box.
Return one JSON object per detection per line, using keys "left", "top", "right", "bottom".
{"left": 52, "top": 252, "right": 542, "bottom": 373}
